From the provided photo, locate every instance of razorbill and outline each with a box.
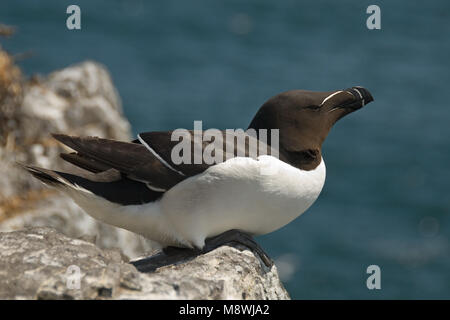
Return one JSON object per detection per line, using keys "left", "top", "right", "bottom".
{"left": 22, "top": 87, "right": 373, "bottom": 266}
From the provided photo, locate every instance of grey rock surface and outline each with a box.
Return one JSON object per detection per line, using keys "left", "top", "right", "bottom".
{"left": 0, "top": 59, "right": 155, "bottom": 258}
{"left": 0, "top": 227, "right": 290, "bottom": 300}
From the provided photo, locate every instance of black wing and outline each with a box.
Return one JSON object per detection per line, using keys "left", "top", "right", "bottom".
{"left": 136, "top": 130, "right": 280, "bottom": 176}
{"left": 52, "top": 134, "right": 185, "bottom": 191}
{"left": 22, "top": 164, "right": 163, "bottom": 205}
{"left": 37, "top": 131, "right": 277, "bottom": 206}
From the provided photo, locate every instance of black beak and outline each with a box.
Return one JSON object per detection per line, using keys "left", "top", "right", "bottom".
{"left": 346, "top": 86, "right": 374, "bottom": 106}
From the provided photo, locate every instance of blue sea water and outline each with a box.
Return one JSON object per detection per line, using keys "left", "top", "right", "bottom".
{"left": 1, "top": 0, "right": 449, "bottom": 299}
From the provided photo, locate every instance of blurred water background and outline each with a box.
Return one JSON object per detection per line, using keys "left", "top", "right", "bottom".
{"left": 1, "top": 0, "right": 449, "bottom": 299}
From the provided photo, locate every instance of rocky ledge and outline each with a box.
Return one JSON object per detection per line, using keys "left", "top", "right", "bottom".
{"left": 0, "top": 227, "right": 289, "bottom": 299}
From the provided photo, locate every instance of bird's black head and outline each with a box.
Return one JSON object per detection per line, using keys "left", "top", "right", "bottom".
{"left": 248, "top": 87, "right": 374, "bottom": 170}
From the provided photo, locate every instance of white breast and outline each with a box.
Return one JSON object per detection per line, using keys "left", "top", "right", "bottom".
{"left": 161, "top": 155, "right": 326, "bottom": 248}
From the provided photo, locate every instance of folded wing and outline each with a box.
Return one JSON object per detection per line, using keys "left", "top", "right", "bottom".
{"left": 136, "top": 130, "right": 278, "bottom": 176}
{"left": 53, "top": 134, "right": 185, "bottom": 191}
{"left": 34, "top": 131, "right": 278, "bottom": 205}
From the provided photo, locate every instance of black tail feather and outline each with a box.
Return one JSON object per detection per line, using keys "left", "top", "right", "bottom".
{"left": 60, "top": 152, "right": 111, "bottom": 174}
{"left": 19, "top": 163, "right": 163, "bottom": 205}
{"left": 19, "top": 164, "right": 66, "bottom": 186}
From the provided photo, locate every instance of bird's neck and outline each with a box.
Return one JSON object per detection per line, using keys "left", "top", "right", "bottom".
{"left": 279, "top": 147, "right": 322, "bottom": 171}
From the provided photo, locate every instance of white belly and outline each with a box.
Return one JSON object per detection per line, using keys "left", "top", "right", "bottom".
{"left": 67, "top": 156, "right": 326, "bottom": 249}
{"left": 160, "top": 155, "right": 326, "bottom": 248}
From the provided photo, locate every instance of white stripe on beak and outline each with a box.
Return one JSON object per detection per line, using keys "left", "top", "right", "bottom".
{"left": 352, "top": 87, "right": 365, "bottom": 106}
{"left": 320, "top": 91, "right": 343, "bottom": 106}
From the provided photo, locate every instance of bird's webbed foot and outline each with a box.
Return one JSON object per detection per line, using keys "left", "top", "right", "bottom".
{"left": 131, "top": 230, "right": 273, "bottom": 272}
{"left": 203, "top": 229, "right": 273, "bottom": 267}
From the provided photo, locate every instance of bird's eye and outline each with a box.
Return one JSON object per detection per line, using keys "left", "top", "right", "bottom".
{"left": 304, "top": 105, "right": 321, "bottom": 111}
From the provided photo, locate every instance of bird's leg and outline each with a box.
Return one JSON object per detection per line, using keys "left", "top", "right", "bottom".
{"left": 162, "top": 245, "right": 198, "bottom": 256}
{"left": 131, "top": 246, "right": 200, "bottom": 273}
{"left": 203, "top": 229, "right": 273, "bottom": 267}
{"left": 131, "top": 231, "right": 273, "bottom": 272}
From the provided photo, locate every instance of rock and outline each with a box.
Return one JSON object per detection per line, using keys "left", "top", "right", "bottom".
{"left": 127, "top": 246, "right": 290, "bottom": 300}
{"left": 0, "top": 227, "right": 137, "bottom": 299}
{"left": 0, "top": 194, "right": 156, "bottom": 259}
{"left": 0, "top": 60, "right": 130, "bottom": 200}
{"left": 0, "top": 50, "right": 155, "bottom": 258}
{"left": 0, "top": 227, "right": 290, "bottom": 300}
